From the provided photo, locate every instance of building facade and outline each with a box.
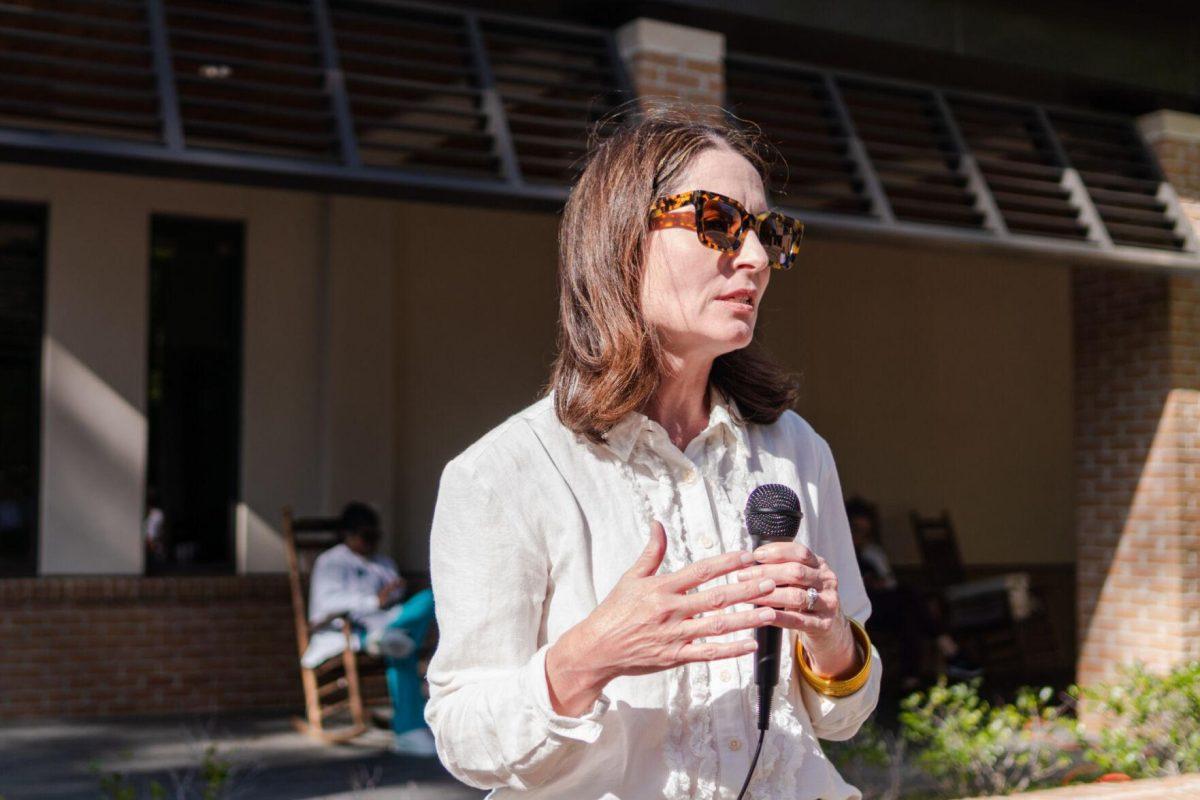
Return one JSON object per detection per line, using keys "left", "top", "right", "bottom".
{"left": 0, "top": 0, "right": 1197, "bottom": 717}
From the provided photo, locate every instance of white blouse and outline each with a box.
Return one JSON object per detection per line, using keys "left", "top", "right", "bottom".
{"left": 425, "top": 389, "right": 881, "bottom": 800}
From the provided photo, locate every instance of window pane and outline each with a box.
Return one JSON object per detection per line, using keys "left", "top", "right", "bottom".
{"left": 145, "top": 216, "right": 243, "bottom": 574}
{"left": 0, "top": 203, "right": 46, "bottom": 577}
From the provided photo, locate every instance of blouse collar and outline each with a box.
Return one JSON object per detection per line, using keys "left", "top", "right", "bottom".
{"left": 602, "top": 385, "right": 747, "bottom": 462}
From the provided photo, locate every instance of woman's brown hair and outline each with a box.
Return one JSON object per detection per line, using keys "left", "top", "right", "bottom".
{"left": 549, "top": 101, "right": 801, "bottom": 443}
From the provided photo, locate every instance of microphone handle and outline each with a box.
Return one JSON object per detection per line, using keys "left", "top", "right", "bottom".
{"left": 754, "top": 623, "right": 781, "bottom": 731}
{"left": 750, "top": 532, "right": 794, "bottom": 732}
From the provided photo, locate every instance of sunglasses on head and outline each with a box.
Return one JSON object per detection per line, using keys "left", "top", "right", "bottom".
{"left": 647, "top": 189, "right": 805, "bottom": 271}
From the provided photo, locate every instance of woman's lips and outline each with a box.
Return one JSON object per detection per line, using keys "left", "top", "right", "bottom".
{"left": 717, "top": 297, "right": 755, "bottom": 314}
{"left": 716, "top": 289, "right": 756, "bottom": 313}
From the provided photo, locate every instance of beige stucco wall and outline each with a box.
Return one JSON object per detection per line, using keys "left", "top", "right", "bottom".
{"left": 388, "top": 207, "right": 1075, "bottom": 569}
{"left": 323, "top": 197, "right": 398, "bottom": 552}
{"left": 0, "top": 164, "right": 396, "bottom": 575}
{"left": 3, "top": 159, "right": 1073, "bottom": 575}
{"left": 389, "top": 200, "right": 561, "bottom": 568}
{"left": 771, "top": 238, "right": 1075, "bottom": 566}
{"left": 34, "top": 180, "right": 150, "bottom": 573}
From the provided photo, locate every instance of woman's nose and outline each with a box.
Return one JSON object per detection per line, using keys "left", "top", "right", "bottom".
{"left": 733, "top": 230, "right": 770, "bottom": 273}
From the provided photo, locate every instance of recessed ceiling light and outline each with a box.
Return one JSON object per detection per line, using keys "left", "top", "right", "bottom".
{"left": 199, "top": 64, "right": 233, "bottom": 80}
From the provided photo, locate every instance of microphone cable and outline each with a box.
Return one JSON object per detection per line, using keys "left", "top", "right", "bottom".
{"left": 736, "top": 667, "right": 776, "bottom": 800}
{"left": 735, "top": 728, "right": 766, "bottom": 800}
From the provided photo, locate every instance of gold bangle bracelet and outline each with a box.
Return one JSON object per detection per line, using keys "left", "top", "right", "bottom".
{"left": 795, "top": 618, "right": 873, "bottom": 698}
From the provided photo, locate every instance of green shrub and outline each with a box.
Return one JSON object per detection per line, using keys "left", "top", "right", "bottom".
{"left": 1071, "top": 660, "right": 1200, "bottom": 779}
{"left": 898, "top": 679, "right": 1074, "bottom": 798}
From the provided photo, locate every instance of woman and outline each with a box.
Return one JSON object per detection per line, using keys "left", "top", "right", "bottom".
{"left": 425, "top": 104, "right": 881, "bottom": 799}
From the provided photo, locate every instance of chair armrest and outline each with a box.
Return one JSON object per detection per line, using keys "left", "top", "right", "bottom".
{"left": 944, "top": 572, "right": 1038, "bottom": 620}
{"left": 941, "top": 585, "right": 1010, "bottom": 631}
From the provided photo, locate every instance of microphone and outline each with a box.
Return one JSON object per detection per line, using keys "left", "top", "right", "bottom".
{"left": 744, "top": 483, "right": 802, "bottom": 732}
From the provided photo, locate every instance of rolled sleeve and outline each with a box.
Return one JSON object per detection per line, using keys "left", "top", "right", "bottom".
{"left": 797, "top": 638, "right": 884, "bottom": 741}
{"left": 797, "top": 435, "right": 883, "bottom": 741}
{"left": 527, "top": 643, "right": 611, "bottom": 742}
{"left": 425, "top": 455, "right": 609, "bottom": 791}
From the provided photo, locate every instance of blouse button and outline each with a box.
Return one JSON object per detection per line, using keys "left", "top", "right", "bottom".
{"left": 682, "top": 469, "right": 698, "bottom": 484}
{"left": 729, "top": 738, "right": 742, "bottom": 752}
{"left": 720, "top": 669, "right": 732, "bottom": 682}
{"left": 700, "top": 536, "right": 715, "bottom": 550}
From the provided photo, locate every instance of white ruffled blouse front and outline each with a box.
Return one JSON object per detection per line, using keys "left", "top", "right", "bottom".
{"left": 425, "top": 390, "right": 881, "bottom": 800}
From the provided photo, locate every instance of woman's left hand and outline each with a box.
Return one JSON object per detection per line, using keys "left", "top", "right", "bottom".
{"left": 734, "top": 542, "right": 861, "bottom": 679}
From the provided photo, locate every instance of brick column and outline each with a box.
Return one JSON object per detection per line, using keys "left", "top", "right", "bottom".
{"left": 1074, "top": 110, "right": 1200, "bottom": 687}
{"left": 615, "top": 18, "right": 725, "bottom": 112}
{"left": 1140, "top": 111, "right": 1200, "bottom": 230}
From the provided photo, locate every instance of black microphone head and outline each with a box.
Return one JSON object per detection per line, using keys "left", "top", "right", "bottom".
{"left": 745, "top": 483, "right": 802, "bottom": 541}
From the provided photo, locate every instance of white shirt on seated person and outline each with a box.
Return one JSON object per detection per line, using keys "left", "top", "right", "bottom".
{"left": 302, "top": 541, "right": 413, "bottom": 668}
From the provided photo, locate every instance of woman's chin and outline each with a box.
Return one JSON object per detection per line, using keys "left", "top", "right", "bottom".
{"left": 668, "top": 321, "right": 756, "bottom": 359}
{"left": 711, "top": 323, "right": 756, "bottom": 354}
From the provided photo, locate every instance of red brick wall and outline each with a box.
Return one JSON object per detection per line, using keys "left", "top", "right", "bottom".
{"left": 1169, "top": 275, "right": 1200, "bottom": 665}
{"left": 0, "top": 577, "right": 301, "bottom": 719}
{"left": 1074, "top": 117, "right": 1200, "bottom": 686}
{"left": 616, "top": 19, "right": 725, "bottom": 114}
{"left": 625, "top": 50, "right": 725, "bottom": 110}
{"left": 1153, "top": 137, "right": 1200, "bottom": 199}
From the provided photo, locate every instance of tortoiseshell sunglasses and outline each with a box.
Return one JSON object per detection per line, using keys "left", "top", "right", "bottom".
{"left": 647, "top": 189, "right": 805, "bottom": 271}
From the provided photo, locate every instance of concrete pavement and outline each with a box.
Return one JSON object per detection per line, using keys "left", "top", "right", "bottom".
{"left": 0, "top": 713, "right": 484, "bottom": 800}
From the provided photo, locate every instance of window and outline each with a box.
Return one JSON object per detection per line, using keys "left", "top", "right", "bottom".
{"left": 145, "top": 215, "right": 243, "bottom": 574}
{"left": 0, "top": 202, "right": 46, "bottom": 577}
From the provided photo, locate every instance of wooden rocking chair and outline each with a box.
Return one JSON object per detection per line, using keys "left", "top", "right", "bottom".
{"left": 910, "top": 510, "right": 1063, "bottom": 675}
{"left": 283, "top": 506, "right": 390, "bottom": 743}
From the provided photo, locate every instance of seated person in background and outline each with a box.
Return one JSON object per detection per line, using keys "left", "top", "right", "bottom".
{"left": 302, "top": 501, "right": 438, "bottom": 757}
{"left": 845, "top": 496, "right": 981, "bottom": 689}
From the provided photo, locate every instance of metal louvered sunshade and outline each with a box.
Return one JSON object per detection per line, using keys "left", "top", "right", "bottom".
{"left": 726, "top": 52, "right": 1200, "bottom": 268}
{"left": 1047, "top": 110, "right": 1190, "bottom": 251}
{"left": 321, "top": 2, "right": 627, "bottom": 184}
{"left": 0, "top": 0, "right": 632, "bottom": 204}
{"left": 947, "top": 97, "right": 1089, "bottom": 242}
{"left": 0, "top": 0, "right": 161, "bottom": 142}
{"left": 0, "top": 1, "right": 1196, "bottom": 269}
{"left": 331, "top": 2, "right": 501, "bottom": 178}
{"left": 166, "top": 0, "right": 338, "bottom": 159}
{"left": 479, "top": 16, "right": 624, "bottom": 184}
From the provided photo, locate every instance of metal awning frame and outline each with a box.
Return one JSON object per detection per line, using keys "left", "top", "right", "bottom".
{"left": 0, "top": 0, "right": 1198, "bottom": 273}
{"left": 729, "top": 50, "right": 1200, "bottom": 273}
{"left": 6, "top": 123, "right": 1198, "bottom": 275}
{"left": 0, "top": 0, "right": 631, "bottom": 210}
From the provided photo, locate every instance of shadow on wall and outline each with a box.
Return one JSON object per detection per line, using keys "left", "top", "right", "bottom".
{"left": 41, "top": 337, "right": 323, "bottom": 576}
{"left": 42, "top": 339, "right": 145, "bottom": 574}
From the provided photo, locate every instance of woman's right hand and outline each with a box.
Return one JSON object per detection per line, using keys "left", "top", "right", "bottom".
{"left": 545, "top": 521, "right": 777, "bottom": 716}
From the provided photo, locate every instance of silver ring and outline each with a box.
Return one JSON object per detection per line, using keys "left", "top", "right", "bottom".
{"left": 805, "top": 587, "right": 819, "bottom": 612}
